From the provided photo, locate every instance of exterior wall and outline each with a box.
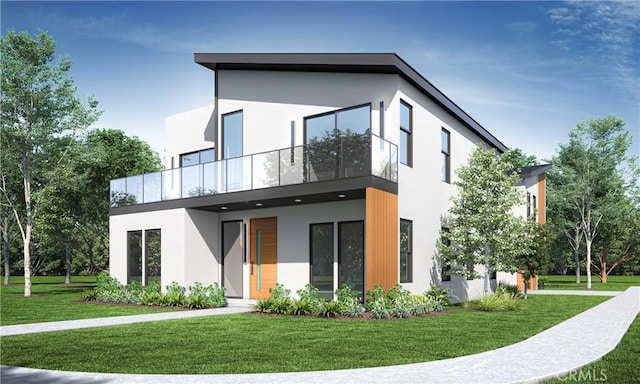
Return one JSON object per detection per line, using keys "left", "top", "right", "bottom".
{"left": 216, "top": 70, "right": 397, "bottom": 156}
{"left": 109, "top": 208, "right": 220, "bottom": 291}
{"left": 392, "top": 77, "right": 493, "bottom": 295}
{"left": 165, "top": 105, "right": 215, "bottom": 168}
{"left": 219, "top": 200, "right": 365, "bottom": 298}
{"left": 109, "top": 209, "right": 187, "bottom": 290}
{"left": 184, "top": 209, "right": 220, "bottom": 288}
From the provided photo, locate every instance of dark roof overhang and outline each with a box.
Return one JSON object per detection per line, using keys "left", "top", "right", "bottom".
{"left": 517, "top": 164, "right": 553, "bottom": 179}
{"left": 194, "top": 53, "right": 508, "bottom": 152}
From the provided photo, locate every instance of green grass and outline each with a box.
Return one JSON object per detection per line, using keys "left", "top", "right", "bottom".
{"left": 544, "top": 314, "right": 640, "bottom": 384}
{"left": 0, "top": 295, "right": 609, "bottom": 374}
{"left": 542, "top": 275, "right": 640, "bottom": 291}
{"left": 0, "top": 276, "right": 177, "bottom": 325}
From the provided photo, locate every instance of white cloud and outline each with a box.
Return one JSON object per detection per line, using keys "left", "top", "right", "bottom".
{"left": 547, "top": 1, "right": 640, "bottom": 103}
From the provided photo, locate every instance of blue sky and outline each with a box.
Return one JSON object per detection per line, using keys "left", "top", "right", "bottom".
{"left": 2, "top": 1, "right": 639, "bottom": 161}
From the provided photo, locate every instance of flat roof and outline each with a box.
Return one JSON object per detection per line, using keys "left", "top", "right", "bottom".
{"left": 194, "top": 53, "right": 508, "bottom": 152}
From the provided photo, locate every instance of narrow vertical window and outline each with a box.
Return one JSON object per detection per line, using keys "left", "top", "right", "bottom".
{"left": 127, "top": 230, "right": 142, "bottom": 284}
{"left": 400, "top": 219, "right": 413, "bottom": 283}
{"left": 526, "top": 192, "right": 531, "bottom": 219}
{"left": 310, "top": 223, "right": 334, "bottom": 300}
{"left": 222, "top": 111, "right": 243, "bottom": 159}
{"left": 400, "top": 101, "right": 412, "bottom": 166}
{"left": 532, "top": 195, "right": 537, "bottom": 221}
{"left": 222, "top": 111, "right": 243, "bottom": 190}
{"left": 441, "top": 227, "right": 451, "bottom": 282}
{"left": 441, "top": 128, "right": 450, "bottom": 182}
{"left": 145, "top": 229, "right": 161, "bottom": 285}
{"left": 379, "top": 101, "right": 385, "bottom": 139}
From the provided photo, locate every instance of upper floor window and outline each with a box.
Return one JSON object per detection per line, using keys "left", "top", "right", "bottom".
{"left": 400, "top": 101, "right": 412, "bottom": 166}
{"left": 305, "top": 104, "right": 371, "bottom": 143}
{"left": 441, "top": 129, "right": 450, "bottom": 183}
{"left": 222, "top": 110, "right": 243, "bottom": 159}
{"left": 180, "top": 148, "right": 215, "bottom": 167}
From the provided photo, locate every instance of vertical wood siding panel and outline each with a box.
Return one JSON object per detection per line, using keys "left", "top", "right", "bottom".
{"left": 365, "top": 188, "right": 399, "bottom": 296}
{"left": 537, "top": 174, "right": 546, "bottom": 224}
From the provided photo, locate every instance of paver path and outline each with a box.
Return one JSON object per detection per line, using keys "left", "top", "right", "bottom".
{"left": 2, "top": 288, "right": 638, "bottom": 384}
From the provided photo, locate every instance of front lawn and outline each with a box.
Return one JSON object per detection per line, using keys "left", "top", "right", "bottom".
{"left": 541, "top": 275, "right": 640, "bottom": 291}
{"left": 0, "top": 295, "right": 609, "bottom": 374}
{"left": 0, "top": 276, "right": 177, "bottom": 325}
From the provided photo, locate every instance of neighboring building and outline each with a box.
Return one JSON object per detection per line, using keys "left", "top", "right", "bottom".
{"left": 109, "top": 53, "right": 549, "bottom": 301}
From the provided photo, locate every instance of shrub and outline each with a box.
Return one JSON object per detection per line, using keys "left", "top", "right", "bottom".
{"left": 336, "top": 285, "right": 363, "bottom": 318}
{"left": 465, "top": 291, "right": 521, "bottom": 311}
{"left": 165, "top": 282, "right": 186, "bottom": 307}
{"left": 425, "top": 285, "right": 453, "bottom": 307}
{"left": 205, "top": 283, "right": 227, "bottom": 307}
{"left": 538, "top": 276, "right": 548, "bottom": 289}
{"left": 290, "top": 299, "right": 317, "bottom": 316}
{"left": 81, "top": 289, "right": 97, "bottom": 301}
{"left": 142, "top": 291, "right": 166, "bottom": 306}
{"left": 497, "top": 283, "right": 524, "bottom": 299}
{"left": 269, "top": 283, "right": 291, "bottom": 299}
{"left": 319, "top": 300, "right": 341, "bottom": 318}
{"left": 296, "top": 284, "right": 322, "bottom": 314}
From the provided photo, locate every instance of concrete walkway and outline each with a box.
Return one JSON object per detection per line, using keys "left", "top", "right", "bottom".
{"left": 2, "top": 288, "right": 639, "bottom": 384}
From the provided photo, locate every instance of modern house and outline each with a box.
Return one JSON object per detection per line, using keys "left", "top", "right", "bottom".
{"left": 109, "top": 53, "right": 549, "bottom": 301}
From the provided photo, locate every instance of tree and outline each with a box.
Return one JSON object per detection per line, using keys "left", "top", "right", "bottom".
{"left": 0, "top": 30, "right": 101, "bottom": 296}
{"left": 515, "top": 221, "right": 550, "bottom": 299}
{"left": 501, "top": 147, "right": 538, "bottom": 170}
{"left": 550, "top": 116, "right": 638, "bottom": 288}
{"left": 67, "top": 129, "right": 162, "bottom": 274}
{"left": 439, "top": 146, "right": 529, "bottom": 293}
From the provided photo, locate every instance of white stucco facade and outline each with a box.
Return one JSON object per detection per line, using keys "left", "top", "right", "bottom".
{"left": 109, "top": 53, "right": 548, "bottom": 300}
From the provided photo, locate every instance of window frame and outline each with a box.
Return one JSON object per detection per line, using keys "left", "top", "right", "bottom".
{"left": 337, "top": 220, "right": 365, "bottom": 301}
{"left": 400, "top": 219, "right": 413, "bottom": 283}
{"left": 180, "top": 147, "right": 216, "bottom": 167}
{"left": 303, "top": 103, "right": 372, "bottom": 145}
{"left": 309, "top": 222, "right": 335, "bottom": 300}
{"left": 441, "top": 128, "right": 451, "bottom": 183}
{"left": 400, "top": 100, "right": 413, "bottom": 167}
{"left": 221, "top": 110, "right": 243, "bottom": 160}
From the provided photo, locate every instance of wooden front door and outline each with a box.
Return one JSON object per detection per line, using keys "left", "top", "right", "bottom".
{"left": 250, "top": 217, "right": 277, "bottom": 299}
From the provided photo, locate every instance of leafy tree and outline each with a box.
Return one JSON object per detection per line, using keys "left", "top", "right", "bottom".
{"left": 515, "top": 221, "right": 550, "bottom": 298}
{"left": 501, "top": 148, "right": 538, "bottom": 170}
{"left": 68, "top": 129, "right": 162, "bottom": 274}
{"left": 0, "top": 30, "right": 101, "bottom": 296}
{"left": 439, "top": 146, "right": 529, "bottom": 293}
{"left": 549, "top": 116, "right": 638, "bottom": 288}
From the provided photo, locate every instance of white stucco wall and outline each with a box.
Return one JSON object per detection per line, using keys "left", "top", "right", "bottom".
{"left": 219, "top": 199, "right": 365, "bottom": 299}
{"left": 165, "top": 105, "right": 215, "bottom": 169}
{"left": 216, "top": 70, "right": 398, "bottom": 156}
{"left": 109, "top": 208, "right": 220, "bottom": 291}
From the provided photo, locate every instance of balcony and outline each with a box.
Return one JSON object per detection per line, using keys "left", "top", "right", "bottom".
{"left": 110, "top": 134, "right": 397, "bottom": 208}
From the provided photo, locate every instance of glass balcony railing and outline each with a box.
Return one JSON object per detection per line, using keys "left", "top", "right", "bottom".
{"left": 110, "top": 134, "right": 398, "bottom": 207}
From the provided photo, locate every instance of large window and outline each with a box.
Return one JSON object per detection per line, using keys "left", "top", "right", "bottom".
{"left": 145, "top": 229, "right": 161, "bottom": 285}
{"left": 441, "top": 128, "right": 451, "bottom": 183}
{"left": 310, "top": 223, "right": 334, "bottom": 300}
{"left": 400, "top": 219, "right": 413, "bottom": 283}
{"left": 305, "top": 104, "right": 371, "bottom": 181}
{"left": 338, "top": 221, "right": 365, "bottom": 300}
{"left": 400, "top": 101, "right": 412, "bottom": 166}
{"left": 127, "top": 230, "right": 142, "bottom": 283}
